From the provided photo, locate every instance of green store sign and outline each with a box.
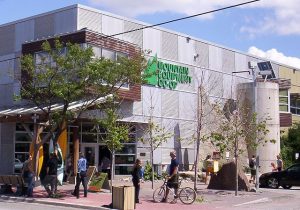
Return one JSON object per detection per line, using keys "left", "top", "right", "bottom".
{"left": 145, "top": 54, "right": 192, "bottom": 90}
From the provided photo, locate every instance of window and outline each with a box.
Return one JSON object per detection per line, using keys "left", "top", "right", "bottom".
{"left": 290, "top": 96, "right": 300, "bottom": 115}
{"left": 279, "top": 89, "right": 289, "bottom": 112}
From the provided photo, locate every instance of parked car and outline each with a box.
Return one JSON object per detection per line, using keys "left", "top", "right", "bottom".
{"left": 14, "top": 158, "right": 23, "bottom": 173}
{"left": 259, "top": 163, "right": 300, "bottom": 189}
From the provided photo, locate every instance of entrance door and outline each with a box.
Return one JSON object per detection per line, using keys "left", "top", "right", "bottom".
{"left": 81, "top": 144, "right": 98, "bottom": 168}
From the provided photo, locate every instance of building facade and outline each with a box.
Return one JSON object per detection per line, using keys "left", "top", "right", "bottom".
{"left": 0, "top": 4, "right": 296, "bottom": 176}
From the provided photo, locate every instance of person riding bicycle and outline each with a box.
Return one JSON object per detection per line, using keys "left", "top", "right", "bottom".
{"left": 162, "top": 151, "right": 179, "bottom": 204}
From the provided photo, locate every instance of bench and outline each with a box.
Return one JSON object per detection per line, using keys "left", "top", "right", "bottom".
{"left": 0, "top": 175, "right": 26, "bottom": 195}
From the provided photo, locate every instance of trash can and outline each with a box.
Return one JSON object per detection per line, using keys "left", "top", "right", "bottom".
{"left": 112, "top": 186, "right": 135, "bottom": 210}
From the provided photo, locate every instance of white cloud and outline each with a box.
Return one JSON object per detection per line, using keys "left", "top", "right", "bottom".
{"left": 88, "top": 0, "right": 300, "bottom": 36}
{"left": 88, "top": 0, "right": 247, "bottom": 19}
{"left": 248, "top": 46, "right": 300, "bottom": 69}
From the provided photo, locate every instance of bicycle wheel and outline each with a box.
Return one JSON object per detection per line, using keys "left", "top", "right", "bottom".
{"left": 179, "top": 187, "right": 196, "bottom": 204}
{"left": 153, "top": 187, "right": 166, "bottom": 202}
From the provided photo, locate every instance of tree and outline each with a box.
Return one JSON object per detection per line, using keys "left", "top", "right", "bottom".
{"left": 281, "top": 123, "right": 300, "bottom": 168}
{"left": 210, "top": 101, "right": 274, "bottom": 196}
{"left": 20, "top": 39, "right": 146, "bottom": 173}
{"left": 139, "top": 93, "right": 173, "bottom": 189}
{"left": 96, "top": 103, "right": 130, "bottom": 189}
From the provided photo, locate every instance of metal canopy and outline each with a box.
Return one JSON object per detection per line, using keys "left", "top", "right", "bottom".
{"left": 0, "top": 95, "right": 111, "bottom": 122}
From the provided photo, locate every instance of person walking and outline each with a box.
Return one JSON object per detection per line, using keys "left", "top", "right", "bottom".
{"left": 22, "top": 155, "right": 35, "bottom": 197}
{"left": 203, "top": 155, "right": 213, "bottom": 184}
{"left": 72, "top": 152, "right": 88, "bottom": 198}
{"left": 277, "top": 155, "right": 283, "bottom": 171}
{"left": 131, "top": 159, "right": 143, "bottom": 204}
{"left": 249, "top": 155, "right": 256, "bottom": 184}
{"left": 44, "top": 151, "right": 59, "bottom": 197}
{"left": 162, "top": 151, "right": 179, "bottom": 204}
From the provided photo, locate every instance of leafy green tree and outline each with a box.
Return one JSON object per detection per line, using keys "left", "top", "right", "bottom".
{"left": 281, "top": 123, "right": 300, "bottom": 168}
{"left": 20, "top": 39, "right": 146, "bottom": 173}
{"left": 210, "top": 104, "right": 274, "bottom": 196}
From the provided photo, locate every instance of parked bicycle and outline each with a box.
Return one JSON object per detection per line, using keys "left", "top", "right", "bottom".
{"left": 153, "top": 176, "right": 196, "bottom": 204}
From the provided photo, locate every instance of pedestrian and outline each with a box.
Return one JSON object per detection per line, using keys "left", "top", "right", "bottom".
{"left": 271, "top": 162, "right": 277, "bottom": 172}
{"left": 72, "top": 152, "right": 87, "bottom": 198}
{"left": 22, "top": 155, "right": 35, "bottom": 197}
{"left": 161, "top": 151, "right": 179, "bottom": 204}
{"left": 277, "top": 155, "right": 283, "bottom": 171}
{"left": 203, "top": 155, "right": 213, "bottom": 184}
{"left": 249, "top": 155, "right": 256, "bottom": 183}
{"left": 44, "top": 151, "right": 59, "bottom": 197}
{"left": 131, "top": 159, "right": 143, "bottom": 204}
{"left": 100, "top": 156, "right": 111, "bottom": 179}
{"left": 64, "top": 155, "right": 73, "bottom": 182}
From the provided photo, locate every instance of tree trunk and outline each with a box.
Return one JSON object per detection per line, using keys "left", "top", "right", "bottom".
{"left": 235, "top": 156, "right": 238, "bottom": 196}
{"left": 151, "top": 148, "right": 154, "bottom": 189}
{"left": 194, "top": 138, "right": 200, "bottom": 191}
{"left": 110, "top": 150, "right": 115, "bottom": 192}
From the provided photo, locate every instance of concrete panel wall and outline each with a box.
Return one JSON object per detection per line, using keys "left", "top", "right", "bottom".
{"left": 194, "top": 41, "right": 209, "bottom": 68}
{"left": 161, "top": 89, "right": 179, "bottom": 118}
{"left": 142, "top": 86, "right": 161, "bottom": 117}
{"left": 78, "top": 8, "right": 101, "bottom": 33}
{"left": 143, "top": 28, "right": 161, "bottom": 57}
{"left": 0, "top": 54, "right": 15, "bottom": 85}
{"left": 54, "top": 8, "right": 77, "bottom": 34}
{"left": 178, "top": 36, "right": 194, "bottom": 65}
{"left": 209, "top": 45, "right": 222, "bottom": 72}
{"left": 222, "top": 49, "right": 235, "bottom": 74}
{"left": 161, "top": 31, "right": 178, "bottom": 61}
{"left": 15, "top": 20, "right": 35, "bottom": 52}
{"left": 102, "top": 15, "right": 123, "bottom": 40}
{"left": 178, "top": 92, "right": 196, "bottom": 120}
{"left": 124, "top": 21, "right": 143, "bottom": 48}
{"left": 0, "top": 25, "right": 15, "bottom": 56}
{"left": 34, "top": 14, "right": 55, "bottom": 39}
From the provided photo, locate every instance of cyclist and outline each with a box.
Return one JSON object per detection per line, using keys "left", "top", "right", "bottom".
{"left": 161, "top": 151, "right": 179, "bottom": 204}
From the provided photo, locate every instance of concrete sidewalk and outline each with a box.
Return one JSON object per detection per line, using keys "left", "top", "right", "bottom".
{"left": 0, "top": 180, "right": 260, "bottom": 210}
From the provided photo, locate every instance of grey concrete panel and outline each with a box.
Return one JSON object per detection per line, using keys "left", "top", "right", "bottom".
{"left": 54, "top": 8, "right": 77, "bottom": 34}
{"left": 34, "top": 14, "right": 55, "bottom": 39}
{"left": 179, "top": 92, "right": 197, "bottom": 120}
{"left": 0, "top": 54, "right": 15, "bottom": 84}
{"left": 0, "top": 25, "right": 15, "bottom": 56}
{"left": 143, "top": 28, "right": 161, "bottom": 57}
{"left": 161, "top": 89, "right": 179, "bottom": 118}
{"left": 176, "top": 65, "right": 195, "bottom": 92}
{"left": 177, "top": 120, "right": 196, "bottom": 148}
{"left": 209, "top": 45, "right": 222, "bottom": 72}
{"left": 161, "top": 119, "right": 178, "bottom": 148}
{"left": 235, "top": 53, "right": 250, "bottom": 78}
{"left": 222, "top": 49, "right": 235, "bottom": 74}
{"left": 194, "top": 41, "right": 209, "bottom": 68}
{"left": 124, "top": 21, "right": 143, "bottom": 48}
{"left": 132, "top": 101, "right": 143, "bottom": 116}
{"left": 78, "top": 8, "right": 101, "bottom": 33}
{"left": 0, "top": 84, "right": 14, "bottom": 106}
{"left": 223, "top": 74, "right": 234, "bottom": 99}
{"left": 102, "top": 15, "right": 123, "bottom": 40}
{"left": 15, "top": 20, "right": 34, "bottom": 52}
{"left": 142, "top": 86, "right": 162, "bottom": 117}
{"left": 205, "top": 71, "right": 224, "bottom": 98}
{"left": 178, "top": 36, "right": 194, "bottom": 65}
{"left": 161, "top": 31, "right": 178, "bottom": 61}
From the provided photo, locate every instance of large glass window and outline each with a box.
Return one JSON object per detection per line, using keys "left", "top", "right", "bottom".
{"left": 290, "top": 96, "right": 300, "bottom": 115}
{"left": 279, "top": 89, "right": 289, "bottom": 112}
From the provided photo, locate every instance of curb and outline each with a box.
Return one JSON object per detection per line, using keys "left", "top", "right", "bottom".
{"left": 0, "top": 195, "right": 114, "bottom": 210}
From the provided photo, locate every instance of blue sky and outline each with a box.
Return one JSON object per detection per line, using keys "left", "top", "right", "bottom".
{"left": 1, "top": 0, "right": 300, "bottom": 68}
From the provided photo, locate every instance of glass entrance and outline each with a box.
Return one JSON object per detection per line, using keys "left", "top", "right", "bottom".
{"left": 81, "top": 144, "right": 98, "bottom": 168}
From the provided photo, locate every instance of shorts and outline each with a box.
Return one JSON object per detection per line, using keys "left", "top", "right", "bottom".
{"left": 167, "top": 175, "right": 179, "bottom": 189}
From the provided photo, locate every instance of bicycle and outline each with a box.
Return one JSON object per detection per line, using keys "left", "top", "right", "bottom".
{"left": 153, "top": 176, "right": 196, "bottom": 204}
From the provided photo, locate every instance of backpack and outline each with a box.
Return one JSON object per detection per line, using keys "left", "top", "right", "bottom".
{"left": 249, "top": 159, "right": 254, "bottom": 168}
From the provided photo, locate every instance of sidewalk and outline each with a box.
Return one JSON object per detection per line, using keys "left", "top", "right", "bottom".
{"left": 0, "top": 180, "right": 260, "bottom": 210}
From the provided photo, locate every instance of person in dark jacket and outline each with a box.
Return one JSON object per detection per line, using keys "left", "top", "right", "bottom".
{"left": 44, "top": 151, "right": 59, "bottom": 197}
{"left": 132, "top": 159, "right": 142, "bottom": 204}
{"left": 22, "top": 155, "right": 35, "bottom": 197}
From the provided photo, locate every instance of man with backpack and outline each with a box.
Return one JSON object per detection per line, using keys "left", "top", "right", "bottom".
{"left": 249, "top": 155, "right": 256, "bottom": 184}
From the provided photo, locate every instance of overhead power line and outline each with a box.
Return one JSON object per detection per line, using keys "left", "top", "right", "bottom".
{"left": 0, "top": 0, "right": 260, "bottom": 64}
{"left": 104, "top": 0, "right": 261, "bottom": 38}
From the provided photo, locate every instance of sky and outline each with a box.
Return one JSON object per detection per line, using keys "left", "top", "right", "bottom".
{"left": 1, "top": 0, "right": 300, "bottom": 69}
